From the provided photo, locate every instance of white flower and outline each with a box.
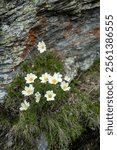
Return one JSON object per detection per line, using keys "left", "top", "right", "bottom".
{"left": 45, "top": 90, "right": 56, "bottom": 101}
{"left": 53, "top": 72, "right": 62, "bottom": 82}
{"left": 37, "top": 41, "right": 46, "bottom": 53}
{"left": 22, "top": 84, "right": 34, "bottom": 96}
{"left": 25, "top": 73, "right": 37, "bottom": 84}
{"left": 64, "top": 76, "right": 71, "bottom": 82}
{"left": 60, "top": 81, "right": 71, "bottom": 91}
{"left": 48, "top": 76, "right": 58, "bottom": 84}
{"left": 39, "top": 73, "right": 51, "bottom": 83}
{"left": 48, "top": 73, "right": 62, "bottom": 84}
{"left": 35, "top": 92, "right": 41, "bottom": 103}
{"left": 20, "top": 100, "right": 30, "bottom": 111}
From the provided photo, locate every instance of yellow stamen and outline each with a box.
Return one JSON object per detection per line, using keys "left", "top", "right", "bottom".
{"left": 41, "top": 45, "right": 45, "bottom": 49}
{"left": 24, "top": 104, "right": 28, "bottom": 109}
{"left": 27, "top": 89, "right": 31, "bottom": 94}
{"left": 29, "top": 77, "right": 33, "bottom": 82}
{"left": 63, "top": 85, "right": 67, "bottom": 89}
{"left": 44, "top": 77, "right": 48, "bottom": 81}
{"left": 52, "top": 79, "right": 57, "bottom": 84}
{"left": 37, "top": 96, "right": 41, "bottom": 99}
{"left": 48, "top": 94, "right": 52, "bottom": 98}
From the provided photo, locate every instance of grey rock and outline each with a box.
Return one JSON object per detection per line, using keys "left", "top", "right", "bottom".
{"left": 0, "top": 89, "right": 7, "bottom": 103}
{"left": 0, "top": 0, "right": 99, "bottom": 102}
{"left": 37, "top": 134, "right": 49, "bottom": 150}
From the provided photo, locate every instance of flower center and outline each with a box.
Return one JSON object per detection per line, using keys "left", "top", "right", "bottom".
{"left": 37, "top": 95, "right": 41, "bottom": 99}
{"left": 52, "top": 79, "right": 57, "bottom": 84}
{"left": 48, "top": 94, "right": 52, "bottom": 98}
{"left": 29, "top": 77, "right": 33, "bottom": 82}
{"left": 63, "top": 85, "right": 67, "bottom": 89}
{"left": 27, "top": 89, "right": 31, "bottom": 94}
{"left": 41, "top": 45, "right": 45, "bottom": 49}
{"left": 44, "top": 77, "right": 48, "bottom": 81}
{"left": 24, "top": 104, "right": 28, "bottom": 109}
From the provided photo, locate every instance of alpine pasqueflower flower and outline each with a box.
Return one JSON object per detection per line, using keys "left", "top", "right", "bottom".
{"left": 35, "top": 92, "right": 41, "bottom": 103}
{"left": 53, "top": 72, "right": 62, "bottom": 82}
{"left": 45, "top": 90, "right": 56, "bottom": 101}
{"left": 48, "top": 76, "right": 58, "bottom": 84}
{"left": 37, "top": 41, "right": 46, "bottom": 53}
{"left": 39, "top": 73, "right": 51, "bottom": 83}
{"left": 48, "top": 73, "right": 62, "bottom": 84}
{"left": 25, "top": 73, "right": 37, "bottom": 84}
{"left": 60, "top": 81, "right": 70, "bottom": 91}
{"left": 64, "top": 76, "right": 71, "bottom": 82}
{"left": 20, "top": 100, "right": 30, "bottom": 111}
{"left": 22, "top": 84, "right": 34, "bottom": 96}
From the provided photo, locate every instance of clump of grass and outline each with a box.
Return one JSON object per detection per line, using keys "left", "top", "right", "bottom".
{"left": 71, "top": 59, "right": 100, "bottom": 128}
{"left": 9, "top": 110, "right": 39, "bottom": 150}
{"left": 0, "top": 116, "right": 11, "bottom": 150}
{"left": 74, "top": 90, "right": 99, "bottom": 128}
{"left": 39, "top": 98, "right": 83, "bottom": 149}
{"left": 4, "top": 51, "right": 84, "bottom": 150}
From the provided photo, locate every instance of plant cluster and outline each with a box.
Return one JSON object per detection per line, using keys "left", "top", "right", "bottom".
{"left": 3, "top": 41, "right": 83, "bottom": 150}
{"left": 19, "top": 41, "right": 71, "bottom": 111}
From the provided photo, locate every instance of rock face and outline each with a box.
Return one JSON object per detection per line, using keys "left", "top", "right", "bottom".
{"left": 0, "top": 0, "right": 99, "bottom": 101}
{"left": 37, "top": 134, "right": 49, "bottom": 150}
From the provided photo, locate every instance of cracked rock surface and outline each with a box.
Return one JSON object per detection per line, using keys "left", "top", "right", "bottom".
{"left": 0, "top": 0, "right": 99, "bottom": 102}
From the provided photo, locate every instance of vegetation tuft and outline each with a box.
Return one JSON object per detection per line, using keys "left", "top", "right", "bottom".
{"left": 1, "top": 51, "right": 100, "bottom": 150}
